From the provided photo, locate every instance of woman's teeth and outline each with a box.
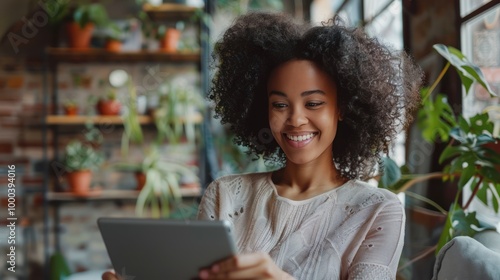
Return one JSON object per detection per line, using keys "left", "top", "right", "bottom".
{"left": 286, "top": 133, "right": 315, "bottom": 142}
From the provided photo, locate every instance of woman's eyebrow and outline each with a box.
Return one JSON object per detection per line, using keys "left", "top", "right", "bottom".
{"left": 268, "top": 90, "right": 326, "bottom": 97}
{"left": 301, "top": 90, "right": 325, "bottom": 97}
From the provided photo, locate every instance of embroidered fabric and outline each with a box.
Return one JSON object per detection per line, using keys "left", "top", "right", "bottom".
{"left": 197, "top": 172, "right": 405, "bottom": 280}
{"left": 348, "top": 263, "right": 394, "bottom": 280}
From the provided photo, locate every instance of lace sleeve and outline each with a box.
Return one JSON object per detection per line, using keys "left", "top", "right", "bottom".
{"left": 349, "top": 263, "right": 394, "bottom": 280}
{"left": 197, "top": 180, "right": 220, "bottom": 221}
{"left": 348, "top": 199, "right": 405, "bottom": 280}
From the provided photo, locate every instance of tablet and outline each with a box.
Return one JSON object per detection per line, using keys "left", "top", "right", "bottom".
{"left": 97, "top": 217, "right": 237, "bottom": 280}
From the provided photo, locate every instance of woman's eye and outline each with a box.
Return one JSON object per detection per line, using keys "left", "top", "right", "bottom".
{"left": 306, "top": 102, "right": 324, "bottom": 108}
{"left": 272, "top": 102, "right": 287, "bottom": 109}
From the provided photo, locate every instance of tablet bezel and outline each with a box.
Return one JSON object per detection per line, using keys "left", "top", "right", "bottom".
{"left": 97, "top": 217, "right": 236, "bottom": 280}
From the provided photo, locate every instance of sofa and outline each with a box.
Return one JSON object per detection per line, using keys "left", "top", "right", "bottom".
{"left": 432, "top": 230, "right": 500, "bottom": 280}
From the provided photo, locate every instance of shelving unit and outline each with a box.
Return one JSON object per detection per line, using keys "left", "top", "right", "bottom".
{"left": 143, "top": 2, "right": 200, "bottom": 21}
{"left": 46, "top": 48, "right": 200, "bottom": 63}
{"left": 47, "top": 188, "right": 201, "bottom": 202}
{"left": 45, "top": 112, "right": 203, "bottom": 125}
{"left": 40, "top": 1, "right": 215, "bottom": 273}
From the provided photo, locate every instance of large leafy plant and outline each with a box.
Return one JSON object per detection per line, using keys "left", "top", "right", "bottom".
{"left": 380, "top": 44, "right": 500, "bottom": 253}
{"left": 73, "top": 2, "right": 110, "bottom": 28}
{"left": 153, "top": 83, "right": 206, "bottom": 144}
{"left": 119, "top": 78, "right": 205, "bottom": 219}
{"left": 134, "top": 147, "right": 199, "bottom": 218}
{"left": 63, "top": 141, "right": 104, "bottom": 172}
{"left": 45, "top": 0, "right": 110, "bottom": 28}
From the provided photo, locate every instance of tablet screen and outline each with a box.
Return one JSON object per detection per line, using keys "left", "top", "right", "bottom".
{"left": 98, "top": 218, "right": 236, "bottom": 280}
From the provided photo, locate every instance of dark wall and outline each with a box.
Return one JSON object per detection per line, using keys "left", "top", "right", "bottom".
{"left": 404, "top": 0, "right": 461, "bottom": 206}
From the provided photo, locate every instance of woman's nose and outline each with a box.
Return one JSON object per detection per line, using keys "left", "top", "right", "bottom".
{"left": 287, "top": 107, "right": 308, "bottom": 127}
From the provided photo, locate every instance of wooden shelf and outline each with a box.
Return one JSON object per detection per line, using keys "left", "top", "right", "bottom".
{"left": 142, "top": 3, "right": 199, "bottom": 21}
{"left": 47, "top": 188, "right": 201, "bottom": 202}
{"left": 46, "top": 48, "right": 200, "bottom": 63}
{"left": 46, "top": 115, "right": 151, "bottom": 125}
{"left": 46, "top": 113, "right": 203, "bottom": 125}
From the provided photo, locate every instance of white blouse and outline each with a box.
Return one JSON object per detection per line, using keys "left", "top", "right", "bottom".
{"left": 197, "top": 172, "right": 405, "bottom": 280}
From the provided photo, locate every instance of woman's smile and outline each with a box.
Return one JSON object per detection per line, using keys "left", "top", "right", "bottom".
{"left": 283, "top": 132, "right": 318, "bottom": 148}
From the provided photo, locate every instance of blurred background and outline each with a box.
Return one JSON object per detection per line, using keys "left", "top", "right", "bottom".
{"left": 0, "top": 0, "right": 499, "bottom": 279}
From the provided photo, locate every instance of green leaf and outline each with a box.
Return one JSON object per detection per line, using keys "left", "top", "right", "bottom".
{"left": 436, "top": 204, "right": 455, "bottom": 254}
{"left": 439, "top": 146, "right": 463, "bottom": 164}
{"left": 452, "top": 209, "right": 481, "bottom": 236}
{"left": 449, "top": 127, "right": 468, "bottom": 144}
{"left": 458, "top": 116, "right": 471, "bottom": 134}
{"left": 476, "top": 180, "right": 489, "bottom": 207}
{"left": 479, "top": 166, "right": 500, "bottom": 183}
{"left": 462, "top": 65, "right": 496, "bottom": 96}
{"left": 465, "top": 113, "right": 494, "bottom": 137}
{"left": 121, "top": 74, "right": 143, "bottom": 153}
{"left": 433, "top": 44, "right": 496, "bottom": 96}
{"left": 476, "top": 134, "right": 496, "bottom": 146}
{"left": 458, "top": 164, "right": 476, "bottom": 190}
{"left": 492, "top": 183, "right": 500, "bottom": 213}
{"left": 379, "top": 157, "right": 402, "bottom": 189}
{"left": 436, "top": 203, "right": 481, "bottom": 254}
{"left": 150, "top": 191, "right": 160, "bottom": 218}
{"left": 448, "top": 153, "right": 475, "bottom": 175}
{"left": 135, "top": 184, "right": 151, "bottom": 217}
{"left": 418, "top": 93, "right": 457, "bottom": 142}
{"left": 478, "top": 146, "right": 500, "bottom": 165}
{"left": 474, "top": 179, "right": 500, "bottom": 214}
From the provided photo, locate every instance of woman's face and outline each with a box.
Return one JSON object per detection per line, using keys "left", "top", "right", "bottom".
{"left": 267, "top": 59, "right": 340, "bottom": 165}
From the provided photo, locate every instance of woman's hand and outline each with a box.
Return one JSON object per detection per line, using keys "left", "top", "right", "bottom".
{"left": 198, "top": 252, "right": 295, "bottom": 280}
{"left": 102, "top": 270, "right": 118, "bottom": 280}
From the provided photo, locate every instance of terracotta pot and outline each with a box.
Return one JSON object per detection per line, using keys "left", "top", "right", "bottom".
{"left": 66, "top": 170, "right": 92, "bottom": 195}
{"left": 105, "top": 39, "right": 122, "bottom": 52}
{"left": 97, "top": 99, "right": 121, "bottom": 115}
{"left": 135, "top": 172, "right": 146, "bottom": 191}
{"left": 161, "top": 28, "right": 180, "bottom": 53}
{"left": 64, "top": 106, "right": 78, "bottom": 116}
{"left": 66, "top": 22, "right": 95, "bottom": 49}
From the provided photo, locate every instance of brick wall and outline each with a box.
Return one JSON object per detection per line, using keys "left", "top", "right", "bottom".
{"left": 0, "top": 54, "right": 202, "bottom": 278}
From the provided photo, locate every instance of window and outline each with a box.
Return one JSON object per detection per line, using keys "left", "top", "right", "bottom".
{"left": 460, "top": 0, "right": 500, "bottom": 231}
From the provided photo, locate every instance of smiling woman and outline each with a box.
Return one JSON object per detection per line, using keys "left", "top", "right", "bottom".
{"left": 197, "top": 12, "right": 422, "bottom": 280}
{"left": 102, "top": 11, "right": 424, "bottom": 280}
{"left": 209, "top": 12, "right": 422, "bottom": 181}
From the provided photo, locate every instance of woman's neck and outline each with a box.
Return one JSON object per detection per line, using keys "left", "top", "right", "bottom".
{"left": 272, "top": 159, "right": 347, "bottom": 200}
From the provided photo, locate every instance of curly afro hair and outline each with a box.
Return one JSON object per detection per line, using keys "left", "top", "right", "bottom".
{"left": 208, "top": 12, "right": 423, "bottom": 180}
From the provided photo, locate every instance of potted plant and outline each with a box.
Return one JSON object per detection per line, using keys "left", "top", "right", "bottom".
{"left": 135, "top": 146, "right": 199, "bottom": 218}
{"left": 62, "top": 140, "right": 104, "bottom": 195}
{"left": 113, "top": 145, "right": 200, "bottom": 215}
{"left": 104, "top": 22, "right": 128, "bottom": 52}
{"left": 63, "top": 99, "right": 79, "bottom": 116}
{"left": 111, "top": 161, "right": 145, "bottom": 190}
{"left": 97, "top": 89, "right": 121, "bottom": 116}
{"left": 379, "top": 44, "right": 500, "bottom": 256}
{"left": 153, "top": 82, "right": 205, "bottom": 144}
{"left": 117, "top": 79, "right": 202, "bottom": 218}
{"left": 66, "top": 2, "right": 111, "bottom": 49}
{"left": 158, "top": 24, "right": 181, "bottom": 53}
{"left": 120, "top": 79, "right": 144, "bottom": 157}
{"left": 105, "top": 34, "right": 123, "bottom": 52}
